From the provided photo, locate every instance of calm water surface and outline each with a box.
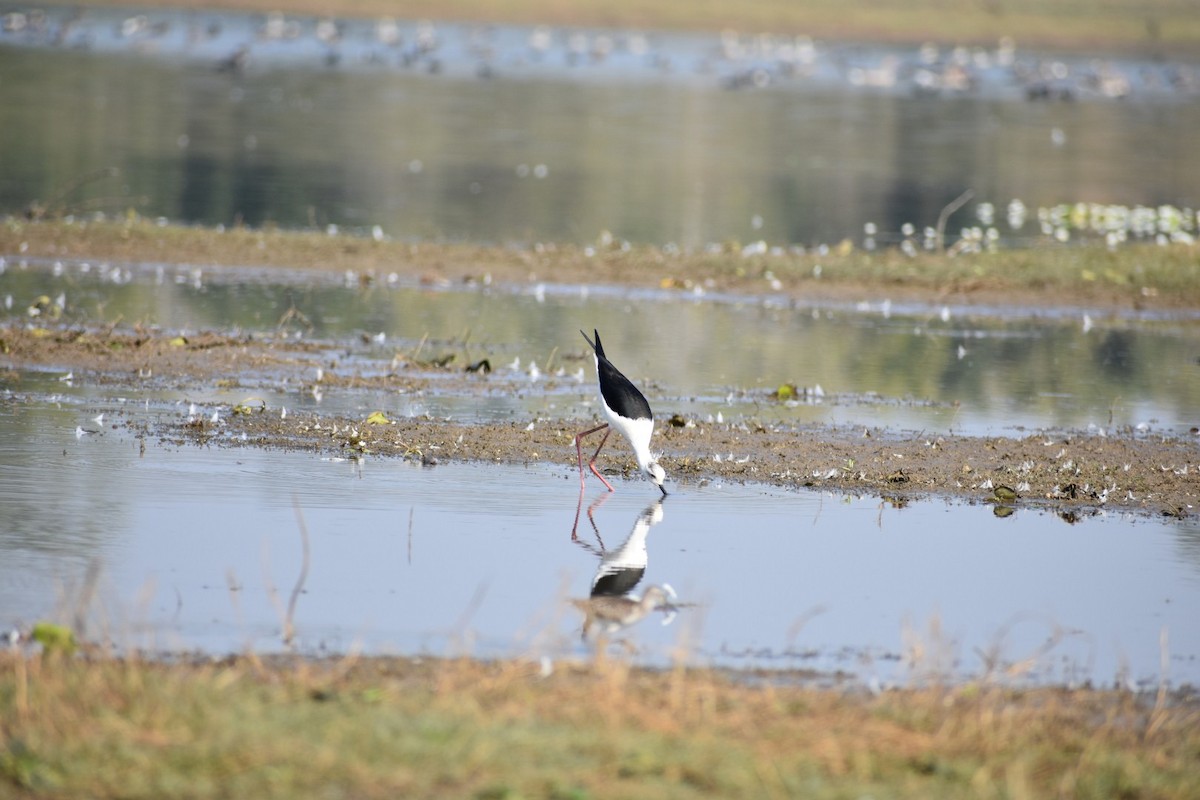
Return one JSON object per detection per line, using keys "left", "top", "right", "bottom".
{"left": 1, "top": 8, "right": 1197, "bottom": 246}
{"left": 2, "top": 263, "right": 1199, "bottom": 684}
{"left": 2, "top": 400, "right": 1198, "bottom": 687}
{"left": 3, "top": 258, "right": 1198, "bottom": 435}
{"left": 3, "top": 8, "right": 1198, "bottom": 684}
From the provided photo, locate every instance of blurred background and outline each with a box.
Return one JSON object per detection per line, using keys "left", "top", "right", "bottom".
{"left": 1, "top": 0, "right": 1197, "bottom": 248}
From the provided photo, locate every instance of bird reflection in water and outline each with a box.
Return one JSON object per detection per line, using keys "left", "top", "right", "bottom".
{"left": 570, "top": 495, "right": 679, "bottom": 643}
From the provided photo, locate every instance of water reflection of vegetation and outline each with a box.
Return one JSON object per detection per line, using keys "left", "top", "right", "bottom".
{"left": 3, "top": 44, "right": 1198, "bottom": 248}
{"left": 3, "top": 255, "right": 1197, "bottom": 430}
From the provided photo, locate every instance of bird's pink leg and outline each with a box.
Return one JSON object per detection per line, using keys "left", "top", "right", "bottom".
{"left": 570, "top": 486, "right": 612, "bottom": 541}
{"left": 587, "top": 428, "right": 615, "bottom": 491}
{"left": 574, "top": 423, "right": 614, "bottom": 492}
{"left": 570, "top": 483, "right": 587, "bottom": 539}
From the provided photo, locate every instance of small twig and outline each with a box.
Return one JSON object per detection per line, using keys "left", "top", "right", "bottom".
{"left": 411, "top": 332, "right": 429, "bottom": 361}
{"left": 102, "top": 315, "right": 125, "bottom": 337}
{"left": 27, "top": 167, "right": 120, "bottom": 219}
{"left": 276, "top": 304, "right": 313, "bottom": 334}
{"left": 784, "top": 605, "right": 828, "bottom": 649}
{"left": 1147, "top": 627, "right": 1171, "bottom": 738}
{"left": 72, "top": 194, "right": 148, "bottom": 213}
{"left": 936, "top": 189, "right": 975, "bottom": 253}
{"left": 407, "top": 506, "right": 414, "bottom": 566}
{"left": 72, "top": 557, "right": 103, "bottom": 640}
{"left": 449, "top": 582, "right": 489, "bottom": 655}
{"left": 14, "top": 651, "right": 30, "bottom": 720}
{"left": 285, "top": 497, "right": 313, "bottom": 646}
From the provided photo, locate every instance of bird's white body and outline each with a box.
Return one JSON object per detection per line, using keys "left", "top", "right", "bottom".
{"left": 593, "top": 354, "right": 658, "bottom": 474}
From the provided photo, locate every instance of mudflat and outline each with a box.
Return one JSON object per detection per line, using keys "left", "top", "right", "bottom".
{"left": 3, "top": 221, "right": 1196, "bottom": 519}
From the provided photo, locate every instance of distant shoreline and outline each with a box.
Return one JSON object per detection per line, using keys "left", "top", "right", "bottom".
{"left": 40, "top": 0, "right": 1200, "bottom": 60}
{"left": 5, "top": 217, "right": 1199, "bottom": 314}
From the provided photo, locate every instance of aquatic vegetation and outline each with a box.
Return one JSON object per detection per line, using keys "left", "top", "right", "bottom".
{"left": 861, "top": 200, "right": 1197, "bottom": 258}
{"left": 3, "top": 213, "right": 1198, "bottom": 315}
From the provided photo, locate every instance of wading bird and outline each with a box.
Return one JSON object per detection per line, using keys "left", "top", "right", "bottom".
{"left": 576, "top": 329, "right": 667, "bottom": 495}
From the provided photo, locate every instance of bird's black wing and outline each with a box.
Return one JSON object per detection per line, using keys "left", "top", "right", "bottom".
{"left": 597, "top": 353, "right": 653, "bottom": 421}
{"left": 582, "top": 328, "right": 653, "bottom": 420}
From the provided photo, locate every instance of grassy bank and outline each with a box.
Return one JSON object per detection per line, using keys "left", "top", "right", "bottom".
{"left": 58, "top": 0, "right": 1200, "bottom": 59}
{"left": 4, "top": 216, "right": 1199, "bottom": 312}
{"left": 2, "top": 651, "right": 1198, "bottom": 798}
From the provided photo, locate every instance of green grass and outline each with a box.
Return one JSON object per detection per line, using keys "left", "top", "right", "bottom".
{"left": 3, "top": 652, "right": 1199, "bottom": 798}
{"left": 4, "top": 216, "right": 1199, "bottom": 310}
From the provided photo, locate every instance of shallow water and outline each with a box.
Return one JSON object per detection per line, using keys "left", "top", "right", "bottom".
{"left": 3, "top": 9, "right": 1199, "bottom": 686}
{"left": 4, "top": 257, "right": 1199, "bottom": 436}
{"left": 1, "top": 399, "right": 1198, "bottom": 687}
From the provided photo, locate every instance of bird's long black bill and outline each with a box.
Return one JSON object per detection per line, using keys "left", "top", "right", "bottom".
{"left": 659, "top": 484, "right": 668, "bottom": 497}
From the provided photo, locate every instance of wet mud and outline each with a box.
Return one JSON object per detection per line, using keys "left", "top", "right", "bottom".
{"left": 4, "top": 324, "right": 1196, "bottom": 517}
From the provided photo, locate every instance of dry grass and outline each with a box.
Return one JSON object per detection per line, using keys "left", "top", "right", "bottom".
{"left": 2, "top": 649, "right": 1199, "bottom": 798}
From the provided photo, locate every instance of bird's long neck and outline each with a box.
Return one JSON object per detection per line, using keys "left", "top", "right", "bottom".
{"left": 630, "top": 440, "right": 656, "bottom": 472}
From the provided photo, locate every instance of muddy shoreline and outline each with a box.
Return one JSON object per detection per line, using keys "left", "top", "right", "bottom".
{"left": 4, "top": 324, "right": 1197, "bottom": 517}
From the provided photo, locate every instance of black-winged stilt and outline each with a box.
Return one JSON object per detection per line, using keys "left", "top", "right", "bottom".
{"left": 576, "top": 329, "right": 667, "bottom": 495}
